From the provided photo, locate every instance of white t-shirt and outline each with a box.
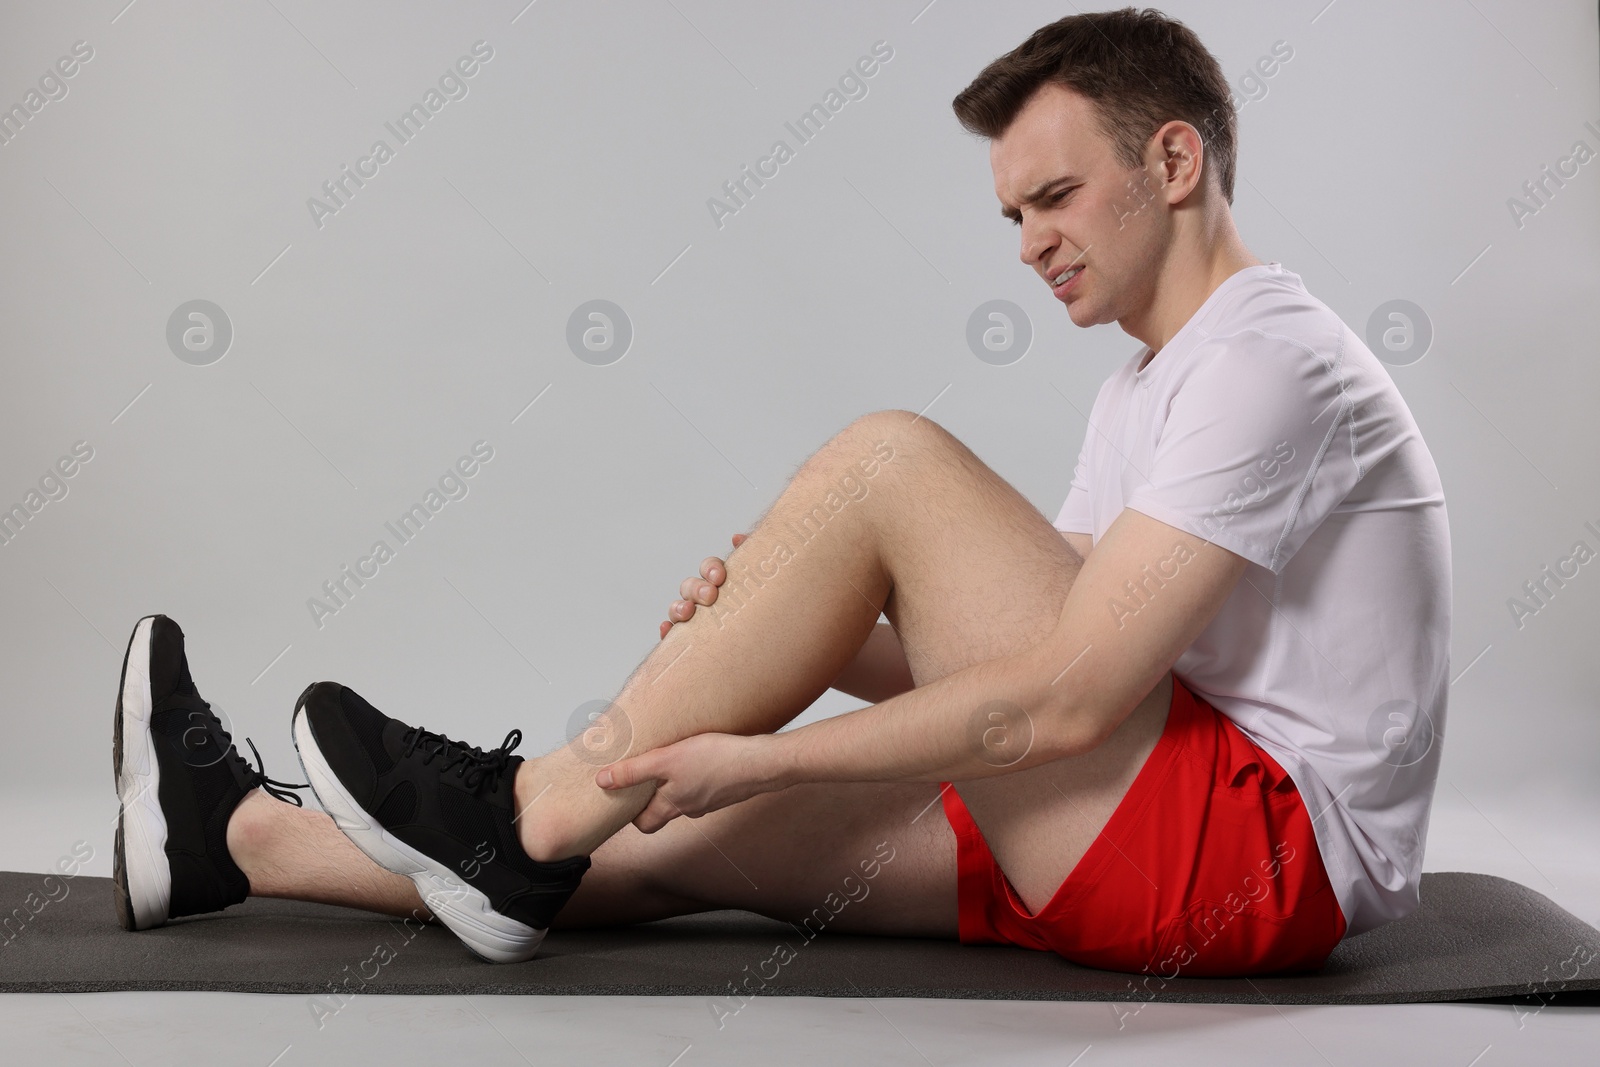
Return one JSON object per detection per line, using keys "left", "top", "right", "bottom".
{"left": 1054, "top": 261, "right": 1451, "bottom": 938}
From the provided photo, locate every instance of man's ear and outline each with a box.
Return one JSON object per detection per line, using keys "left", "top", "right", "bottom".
{"left": 1154, "top": 121, "right": 1205, "bottom": 204}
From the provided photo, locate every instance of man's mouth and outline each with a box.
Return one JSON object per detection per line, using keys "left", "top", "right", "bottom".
{"left": 1050, "top": 265, "right": 1084, "bottom": 286}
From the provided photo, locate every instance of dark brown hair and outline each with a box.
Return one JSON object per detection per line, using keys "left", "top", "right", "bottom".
{"left": 952, "top": 7, "right": 1238, "bottom": 204}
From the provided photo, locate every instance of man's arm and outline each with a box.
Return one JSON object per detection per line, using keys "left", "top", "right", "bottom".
{"left": 601, "top": 509, "right": 1249, "bottom": 822}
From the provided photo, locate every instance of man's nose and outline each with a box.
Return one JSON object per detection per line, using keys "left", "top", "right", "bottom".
{"left": 1020, "top": 221, "right": 1056, "bottom": 269}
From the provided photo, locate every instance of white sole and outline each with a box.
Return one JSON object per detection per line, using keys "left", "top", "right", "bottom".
{"left": 291, "top": 705, "right": 547, "bottom": 964}
{"left": 117, "top": 616, "right": 171, "bottom": 929}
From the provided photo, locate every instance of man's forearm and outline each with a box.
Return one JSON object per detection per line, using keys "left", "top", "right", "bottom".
{"left": 771, "top": 644, "right": 1093, "bottom": 788}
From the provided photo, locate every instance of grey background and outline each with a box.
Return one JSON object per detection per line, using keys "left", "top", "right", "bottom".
{"left": 1, "top": 0, "right": 1596, "bottom": 865}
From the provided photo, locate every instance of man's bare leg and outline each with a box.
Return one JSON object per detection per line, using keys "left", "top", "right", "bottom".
{"left": 225, "top": 773, "right": 956, "bottom": 934}
{"left": 232, "top": 408, "right": 1170, "bottom": 923}
{"left": 225, "top": 788, "right": 434, "bottom": 921}
{"left": 511, "top": 408, "right": 1171, "bottom": 914}
{"left": 549, "top": 406, "right": 1172, "bottom": 925}
{"left": 551, "top": 780, "right": 960, "bottom": 936}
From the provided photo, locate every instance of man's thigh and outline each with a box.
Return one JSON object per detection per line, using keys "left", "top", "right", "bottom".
{"left": 871, "top": 414, "right": 1173, "bottom": 916}
{"left": 551, "top": 779, "right": 958, "bottom": 937}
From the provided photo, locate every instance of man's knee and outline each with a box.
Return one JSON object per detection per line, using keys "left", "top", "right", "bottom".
{"left": 810, "top": 410, "right": 935, "bottom": 506}
{"left": 836, "top": 409, "right": 956, "bottom": 468}
{"left": 846, "top": 408, "right": 943, "bottom": 439}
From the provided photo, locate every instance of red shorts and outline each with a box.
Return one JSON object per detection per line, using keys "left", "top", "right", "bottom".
{"left": 940, "top": 676, "right": 1346, "bottom": 977}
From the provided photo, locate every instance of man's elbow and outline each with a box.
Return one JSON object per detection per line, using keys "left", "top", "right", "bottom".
{"left": 1010, "top": 652, "right": 1106, "bottom": 761}
{"left": 1036, "top": 671, "right": 1179, "bottom": 765}
{"left": 1029, "top": 690, "right": 1117, "bottom": 762}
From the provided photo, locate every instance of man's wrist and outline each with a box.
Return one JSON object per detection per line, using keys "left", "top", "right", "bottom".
{"left": 759, "top": 731, "right": 803, "bottom": 793}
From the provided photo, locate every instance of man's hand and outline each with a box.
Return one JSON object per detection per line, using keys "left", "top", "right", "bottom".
{"left": 595, "top": 732, "right": 786, "bottom": 833}
{"left": 660, "top": 532, "right": 747, "bottom": 640}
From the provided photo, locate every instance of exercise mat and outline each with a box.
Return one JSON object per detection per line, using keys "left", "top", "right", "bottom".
{"left": 2, "top": 871, "right": 1597, "bottom": 1004}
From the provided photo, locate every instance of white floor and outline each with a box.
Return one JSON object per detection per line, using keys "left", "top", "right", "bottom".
{"left": 3, "top": 781, "right": 1598, "bottom": 1066}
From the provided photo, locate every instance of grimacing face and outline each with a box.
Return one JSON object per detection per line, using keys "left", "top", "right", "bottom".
{"left": 991, "top": 82, "right": 1190, "bottom": 331}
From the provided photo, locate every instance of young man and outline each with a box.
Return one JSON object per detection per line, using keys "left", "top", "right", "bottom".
{"left": 110, "top": 8, "right": 1449, "bottom": 977}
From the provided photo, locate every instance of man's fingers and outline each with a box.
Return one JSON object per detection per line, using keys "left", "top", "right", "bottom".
{"left": 597, "top": 754, "right": 657, "bottom": 790}
{"left": 633, "top": 806, "right": 670, "bottom": 834}
{"left": 632, "top": 794, "right": 683, "bottom": 834}
{"left": 679, "top": 577, "right": 716, "bottom": 605}
{"left": 677, "top": 573, "right": 719, "bottom": 606}
{"left": 667, "top": 539, "right": 748, "bottom": 638}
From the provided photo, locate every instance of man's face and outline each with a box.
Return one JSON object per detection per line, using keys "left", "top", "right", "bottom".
{"left": 991, "top": 82, "right": 1165, "bottom": 329}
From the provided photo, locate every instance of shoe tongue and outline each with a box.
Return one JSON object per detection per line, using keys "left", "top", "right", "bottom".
{"left": 396, "top": 721, "right": 523, "bottom": 799}
{"left": 483, "top": 753, "right": 524, "bottom": 805}
{"left": 455, "top": 751, "right": 523, "bottom": 807}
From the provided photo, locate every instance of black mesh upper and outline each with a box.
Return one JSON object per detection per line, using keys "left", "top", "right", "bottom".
{"left": 341, "top": 687, "right": 396, "bottom": 774}
{"left": 436, "top": 782, "right": 488, "bottom": 845}
{"left": 373, "top": 779, "right": 417, "bottom": 827}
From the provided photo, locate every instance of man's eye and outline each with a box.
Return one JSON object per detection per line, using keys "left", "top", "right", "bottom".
{"left": 1010, "top": 185, "right": 1077, "bottom": 225}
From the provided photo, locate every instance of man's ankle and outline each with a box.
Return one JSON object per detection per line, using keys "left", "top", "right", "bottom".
{"left": 223, "top": 787, "right": 276, "bottom": 890}
{"left": 512, "top": 759, "right": 586, "bottom": 863}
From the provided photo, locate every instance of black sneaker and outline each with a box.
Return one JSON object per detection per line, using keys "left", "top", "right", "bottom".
{"left": 291, "top": 681, "right": 590, "bottom": 963}
{"left": 112, "top": 615, "right": 308, "bottom": 930}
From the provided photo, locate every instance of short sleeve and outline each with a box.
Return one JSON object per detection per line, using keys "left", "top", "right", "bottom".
{"left": 1053, "top": 439, "right": 1093, "bottom": 535}
{"left": 1123, "top": 330, "right": 1362, "bottom": 574}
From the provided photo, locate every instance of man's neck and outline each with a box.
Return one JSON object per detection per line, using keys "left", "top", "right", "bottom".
{"left": 1130, "top": 238, "right": 1264, "bottom": 371}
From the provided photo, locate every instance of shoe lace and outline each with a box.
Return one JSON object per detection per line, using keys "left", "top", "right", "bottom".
{"left": 400, "top": 726, "right": 524, "bottom": 793}
{"left": 236, "top": 735, "right": 311, "bottom": 806}
{"left": 189, "top": 699, "right": 309, "bottom": 806}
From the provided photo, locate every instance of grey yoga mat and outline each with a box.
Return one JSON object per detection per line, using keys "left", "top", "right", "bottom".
{"left": 2, "top": 871, "right": 1598, "bottom": 1004}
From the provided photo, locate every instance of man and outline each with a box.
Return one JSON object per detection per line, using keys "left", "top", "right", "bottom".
{"left": 110, "top": 8, "right": 1450, "bottom": 977}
